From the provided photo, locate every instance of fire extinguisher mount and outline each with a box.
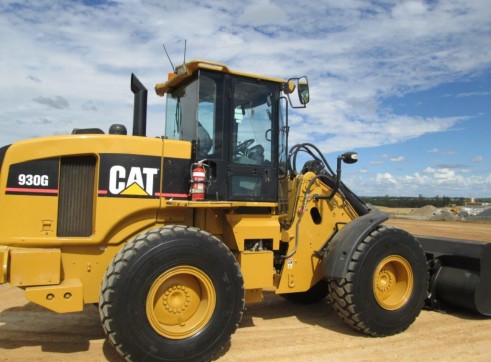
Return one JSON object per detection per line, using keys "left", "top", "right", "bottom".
{"left": 189, "top": 161, "right": 210, "bottom": 201}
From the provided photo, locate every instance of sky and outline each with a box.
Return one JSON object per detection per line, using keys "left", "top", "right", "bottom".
{"left": 1, "top": 0, "right": 490, "bottom": 198}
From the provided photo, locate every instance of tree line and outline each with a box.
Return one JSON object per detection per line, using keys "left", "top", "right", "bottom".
{"left": 361, "top": 195, "right": 491, "bottom": 208}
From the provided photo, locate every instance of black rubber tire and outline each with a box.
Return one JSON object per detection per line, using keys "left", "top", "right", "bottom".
{"left": 281, "top": 279, "right": 329, "bottom": 304}
{"left": 328, "top": 226, "right": 428, "bottom": 336}
{"left": 99, "top": 225, "right": 244, "bottom": 362}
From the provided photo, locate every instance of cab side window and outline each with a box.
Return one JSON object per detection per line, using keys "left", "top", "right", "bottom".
{"left": 232, "top": 81, "right": 274, "bottom": 165}
{"left": 197, "top": 74, "right": 221, "bottom": 159}
{"left": 229, "top": 79, "right": 277, "bottom": 201}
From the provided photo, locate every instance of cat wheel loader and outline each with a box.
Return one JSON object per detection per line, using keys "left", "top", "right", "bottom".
{"left": 0, "top": 60, "right": 490, "bottom": 362}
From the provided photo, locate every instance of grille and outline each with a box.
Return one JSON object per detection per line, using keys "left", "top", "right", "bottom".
{"left": 57, "top": 156, "right": 96, "bottom": 237}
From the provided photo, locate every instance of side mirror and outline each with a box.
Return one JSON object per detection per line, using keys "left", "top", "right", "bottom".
{"left": 297, "top": 76, "right": 310, "bottom": 105}
{"left": 285, "top": 76, "right": 310, "bottom": 108}
{"left": 341, "top": 152, "right": 358, "bottom": 164}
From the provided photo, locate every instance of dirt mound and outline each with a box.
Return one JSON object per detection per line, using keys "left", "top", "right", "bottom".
{"left": 410, "top": 205, "right": 437, "bottom": 218}
{"left": 429, "top": 209, "right": 459, "bottom": 221}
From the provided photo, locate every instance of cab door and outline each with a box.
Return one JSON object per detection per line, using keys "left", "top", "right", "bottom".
{"left": 228, "top": 78, "right": 278, "bottom": 202}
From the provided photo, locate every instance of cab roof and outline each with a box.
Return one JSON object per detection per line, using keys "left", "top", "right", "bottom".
{"left": 155, "top": 59, "right": 288, "bottom": 96}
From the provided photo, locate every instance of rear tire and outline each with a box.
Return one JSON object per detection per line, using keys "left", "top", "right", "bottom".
{"left": 328, "top": 226, "right": 428, "bottom": 336}
{"left": 99, "top": 225, "right": 244, "bottom": 362}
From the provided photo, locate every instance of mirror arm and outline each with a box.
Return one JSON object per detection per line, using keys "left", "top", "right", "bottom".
{"left": 313, "top": 152, "right": 357, "bottom": 201}
{"left": 314, "top": 156, "right": 343, "bottom": 201}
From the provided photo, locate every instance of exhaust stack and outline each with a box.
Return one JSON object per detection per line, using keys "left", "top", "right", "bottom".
{"left": 131, "top": 73, "right": 147, "bottom": 136}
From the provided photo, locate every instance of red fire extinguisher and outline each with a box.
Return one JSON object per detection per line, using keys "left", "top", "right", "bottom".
{"left": 190, "top": 162, "right": 208, "bottom": 201}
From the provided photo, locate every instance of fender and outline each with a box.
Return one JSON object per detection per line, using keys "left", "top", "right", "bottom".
{"left": 322, "top": 208, "right": 388, "bottom": 279}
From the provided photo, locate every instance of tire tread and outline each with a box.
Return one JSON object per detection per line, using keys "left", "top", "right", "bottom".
{"left": 328, "top": 225, "right": 428, "bottom": 337}
{"left": 99, "top": 225, "right": 244, "bottom": 362}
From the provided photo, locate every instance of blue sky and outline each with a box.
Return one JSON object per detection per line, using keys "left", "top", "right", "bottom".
{"left": 1, "top": 0, "right": 490, "bottom": 197}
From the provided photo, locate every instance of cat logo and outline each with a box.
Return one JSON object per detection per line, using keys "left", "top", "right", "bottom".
{"left": 98, "top": 154, "right": 161, "bottom": 198}
{"left": 108, "top": 166, "right": 159, "bottom": 196}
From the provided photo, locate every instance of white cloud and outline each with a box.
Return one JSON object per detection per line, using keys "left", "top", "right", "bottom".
{"left": 1, "top": 1, "right": 490, "bottom": 147}
{"left": 375, "top": 173, "right": 398, "bottom": 185}
{"left": 390, "top": 156, "right": 406, "bottom": 163}
{"left": 238, "top": 0, "right": 289, "bottom": 27}
{"left": 472, "top": 155, "right": 483, "bottom": 163}
{"left": 26, "top": 75, "right": 41, "bottom": 83}
{"left": 433, "top": 168, "right": 459, "bottom": 183}
{"left": 404, "top": 172, "right": 430, "bottom": 186}
{"left": 355, "top": 167, "right": 491, "bottom": 197}
{"left": 427, "top": 148, "right": 457, "bottom": 155}
{"left": 33, "top": 96, "right": 69, "bottom": 110}
{"left": 457, "top": 91, "right": 491, "bottom": 97}
{"left": 0, "top": 0, "right": 490, "bottom": 196}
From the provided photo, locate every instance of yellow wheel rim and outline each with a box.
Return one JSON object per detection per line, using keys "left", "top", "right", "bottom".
{"left": 373, "top": 255, "right": 413, "bottom": 310}
{"left": 146, "top": 266, "right": 216, "bottom": 339}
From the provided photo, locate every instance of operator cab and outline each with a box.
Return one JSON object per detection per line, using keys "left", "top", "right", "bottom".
{"left": 158, "top": 61, "right": 308, "bottom": 204}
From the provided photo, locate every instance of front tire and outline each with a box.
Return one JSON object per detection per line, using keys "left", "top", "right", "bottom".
{"left": 328, "top": 226, "right": 428, "bottom": 336}
{"left": 99, "top": 225, "right": 244, "bottom": 361}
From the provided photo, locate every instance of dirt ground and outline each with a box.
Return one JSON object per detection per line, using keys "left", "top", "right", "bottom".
{"left": 1, "top": 219, "right": 491, "bottom": 361}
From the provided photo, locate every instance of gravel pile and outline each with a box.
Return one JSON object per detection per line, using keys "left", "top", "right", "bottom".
{"left": 479, "top": 208, "right": 491, "bottom": 217}
{"left": 410, "top": 205, "right": 437, "bottom": 218}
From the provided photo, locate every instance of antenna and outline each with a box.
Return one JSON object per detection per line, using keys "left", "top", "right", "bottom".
{"left": 162, "top": 43, "right": 175, "bottom": 72}
{"left": 183, "top": 39, "right": 187, "bottom": 64}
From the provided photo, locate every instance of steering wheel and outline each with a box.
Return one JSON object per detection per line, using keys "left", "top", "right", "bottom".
{"left": 235, "top": 139, "right": 255, "bottom": 155}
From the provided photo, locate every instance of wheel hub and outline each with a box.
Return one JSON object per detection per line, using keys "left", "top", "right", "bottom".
{"left": 373, "top": 255, "right": 414, "bottom": 311}
{"left": 376, "top": 270, "right": 393, "bottom": 293}
{"left": 146, "top": 266, "right": 216, "bottom": 339}
{"left": 163, "top": 285, "right": 191, "bottom": 314}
